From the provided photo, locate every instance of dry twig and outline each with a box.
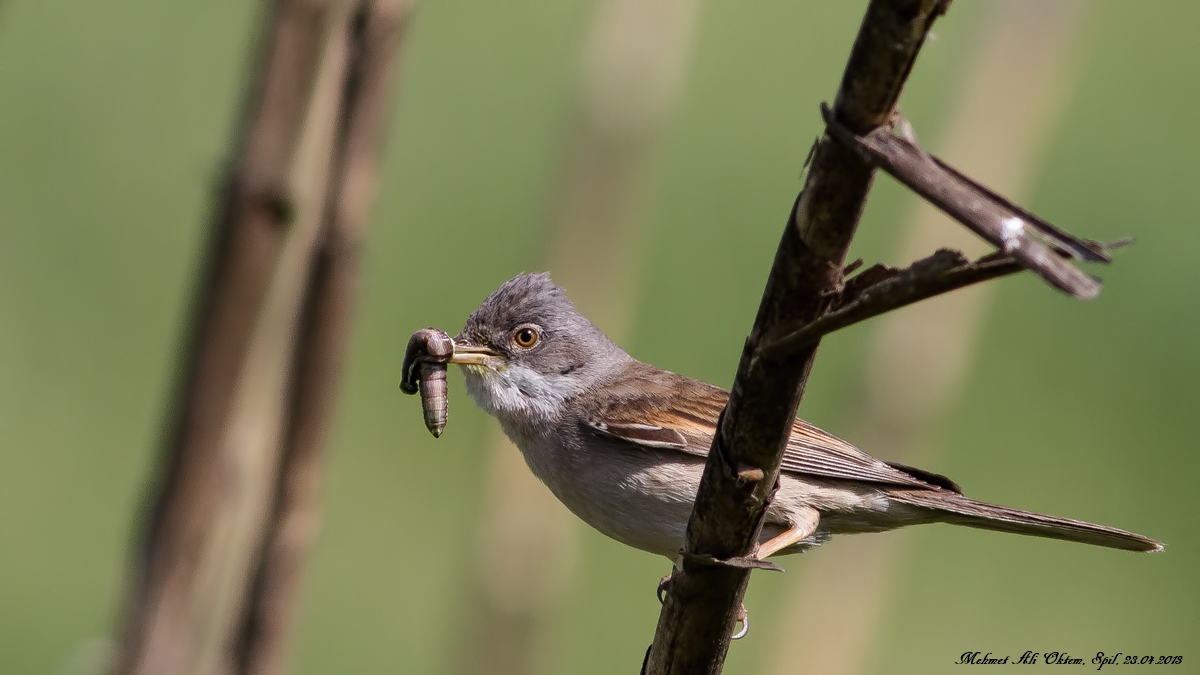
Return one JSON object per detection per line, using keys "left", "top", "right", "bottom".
{"left": 822, "top": 104, "right": 1107, "bottom": 298}
{"left": 644, "top": 0, "right": 1120, "bottom": 672}
{"left": 644, "top": 1, "right": 952, "bottom": 672}
{"left": 763, "top": 239, "right": 1126, "bottom": 358}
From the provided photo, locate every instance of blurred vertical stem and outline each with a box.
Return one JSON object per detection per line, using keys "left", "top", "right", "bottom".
{"left": 237, "top": 3, "right": 412, "bottom": 675}
{"left": 115, "top": 2, "right": 409, "bottom": 674}
{"left": 455, "top": 1, "right": 701, "bottom": 674}
{"left": 764, "top": 3, "right": 1088, "bottom": 675}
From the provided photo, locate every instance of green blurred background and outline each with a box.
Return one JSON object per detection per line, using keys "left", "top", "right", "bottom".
{"left": 1, "top": 1, "right": 1196, "bottom": 673}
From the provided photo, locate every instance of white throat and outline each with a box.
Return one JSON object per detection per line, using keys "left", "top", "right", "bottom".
{"left": 459, "top": 363, "right": 583, "bottom": 425}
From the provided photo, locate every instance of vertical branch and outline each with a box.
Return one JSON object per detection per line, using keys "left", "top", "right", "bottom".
{"left": 237, "top": 3, "right": 412, "bottom": 675}
{"left": 645, "top": 1, "right": 950, "bottom": 673}
{"left": 765, "top": 3, "right": 1089, "bottom": 674}
{"left": 115, "top": 1, "right": 407, "bottom": 673}
{"left": 456, "top": 1, "right": 702, "bottom": 673}
{"left": 117, "top": 3, "right": 345, "bottom": 672}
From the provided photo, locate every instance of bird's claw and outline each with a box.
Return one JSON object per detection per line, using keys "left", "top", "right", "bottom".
{"left": 656, "top": 573, "right": 749, "bottom": 639}
{"left": 731, "top": 604, "right": 749, "bottom": 640}
{"left": 656, "top": 574, "right": 672, "bottom": 604}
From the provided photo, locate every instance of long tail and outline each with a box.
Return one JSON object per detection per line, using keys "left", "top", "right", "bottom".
{"left": 888, "top": 489, "right": 1163, "bottom": 553}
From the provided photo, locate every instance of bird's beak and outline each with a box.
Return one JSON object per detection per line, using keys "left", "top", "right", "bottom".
{"left": 448, "top": 339, "right": 499, "bottom": 367}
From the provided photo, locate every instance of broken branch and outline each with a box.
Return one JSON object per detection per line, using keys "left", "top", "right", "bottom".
{"left": 821, "top": 103, "right": 1105, "bottom": 298}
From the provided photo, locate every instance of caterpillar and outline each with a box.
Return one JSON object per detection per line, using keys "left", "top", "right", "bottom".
{"left": 400, "top": 327, "right": 454, "bottom": 437}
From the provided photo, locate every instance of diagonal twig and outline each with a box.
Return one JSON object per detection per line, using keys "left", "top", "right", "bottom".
{"left": 762, "top": 238, "right": 1129, "bottom": 358}
{"left": 821, "top": 103, "right": 1105, "bottom": 298}
{"left": 763, "top": 249, "right": 1018, "bottom": 356}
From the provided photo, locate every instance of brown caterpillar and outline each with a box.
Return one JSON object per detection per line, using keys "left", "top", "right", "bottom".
{"left": 400, "top": 327, "right": 455, "bottom": 437}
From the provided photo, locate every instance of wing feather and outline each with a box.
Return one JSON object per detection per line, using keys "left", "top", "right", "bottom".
{"left": 581, "top": 366, "right": 939, "bottom": 490}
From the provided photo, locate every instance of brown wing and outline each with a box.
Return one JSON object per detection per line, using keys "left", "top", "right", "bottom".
{"left": 780, "top": 418, "right": 943, "bottom": 489}
{"left": 581, "top": 364, "right": 940, "bottom": 490}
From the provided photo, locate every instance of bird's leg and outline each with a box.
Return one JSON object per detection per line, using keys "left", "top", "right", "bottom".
{"left": 754, "top": 507, "right": 819, "bottom": 559}
{"left": 754, "top": 527, "right": 811, "bottom": 559}
{"left": 658, "top": 511, "right": 815, "bottom": 640}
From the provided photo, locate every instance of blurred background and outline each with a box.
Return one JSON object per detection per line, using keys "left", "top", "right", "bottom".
{"left": 1, "top": 1, "right": 1197, "bottom": 674}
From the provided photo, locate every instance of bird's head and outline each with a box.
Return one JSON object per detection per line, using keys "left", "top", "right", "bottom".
{"left": 449, "top": 273, "right": 630, "bottom": 422}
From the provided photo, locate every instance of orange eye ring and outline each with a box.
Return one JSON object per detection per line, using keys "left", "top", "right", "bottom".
{"left": 512, "top": 325, "right": 540, "bottom": 349}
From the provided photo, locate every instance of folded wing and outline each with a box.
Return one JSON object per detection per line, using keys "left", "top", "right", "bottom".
{"left": 582, "top": 366, "right": 945, "bottom": 491}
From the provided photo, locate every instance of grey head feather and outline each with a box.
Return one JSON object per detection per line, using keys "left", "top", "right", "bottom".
{"left": 457, "top": 273, "right": 632, "bottom": 410}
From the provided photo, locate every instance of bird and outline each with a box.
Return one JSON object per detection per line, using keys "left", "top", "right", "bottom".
{"left": 430, "top": 272, "right": 1162, "bottom": 564}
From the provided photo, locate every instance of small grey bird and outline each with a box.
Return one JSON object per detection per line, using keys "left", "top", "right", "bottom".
{"left": 436, "top": 273, "right": 1162, "bottom": 561}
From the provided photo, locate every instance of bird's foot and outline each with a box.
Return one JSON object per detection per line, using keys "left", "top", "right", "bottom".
{"left": 656, "top": 573, "right": 749, "bottom": 640}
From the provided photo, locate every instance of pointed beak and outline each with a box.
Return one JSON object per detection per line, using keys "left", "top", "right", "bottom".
{"left": 448, "top": 339, "right": 500, "bottom": 367}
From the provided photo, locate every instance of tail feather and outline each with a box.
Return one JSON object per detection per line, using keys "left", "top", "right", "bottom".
{"left": 888, "top": 489, "right": 1163, "bottom": 553}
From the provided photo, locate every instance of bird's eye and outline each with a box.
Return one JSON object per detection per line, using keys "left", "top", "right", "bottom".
{"left": 512, "top": 325, "right": 540, "bottom": 349}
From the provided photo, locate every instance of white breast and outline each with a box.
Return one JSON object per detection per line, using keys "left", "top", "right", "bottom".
{"left": 496, "top": 423, "right": 702, "bottom": 559}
